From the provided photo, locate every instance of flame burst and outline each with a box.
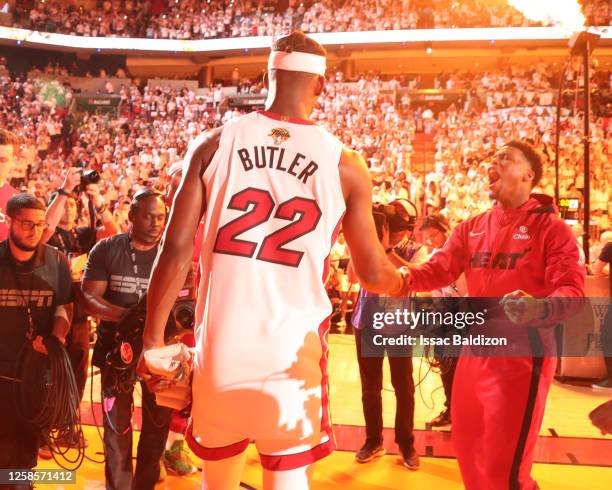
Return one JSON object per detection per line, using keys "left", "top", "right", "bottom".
{"left": 508, "top": 0, "right": 586, "bottom": 32}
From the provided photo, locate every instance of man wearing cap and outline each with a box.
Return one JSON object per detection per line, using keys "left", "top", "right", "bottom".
{"left": 139, "top": 31, "right": 409, "bottom": 489}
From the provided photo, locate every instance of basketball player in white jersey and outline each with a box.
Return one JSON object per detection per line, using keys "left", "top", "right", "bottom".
{"left": 139, "top": 32, "right": 411, "bottom": 490}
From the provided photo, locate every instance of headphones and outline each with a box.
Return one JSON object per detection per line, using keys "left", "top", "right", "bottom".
{"left": 388, "top": 198, "right": 418, "bottom": 232}
{"left": 128, "top": 188, "right": 168, "bottom": 219}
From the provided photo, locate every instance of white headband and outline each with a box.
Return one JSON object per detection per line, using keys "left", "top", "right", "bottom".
{"left": 268, "top": 50, "right": 326, "bottom": 77}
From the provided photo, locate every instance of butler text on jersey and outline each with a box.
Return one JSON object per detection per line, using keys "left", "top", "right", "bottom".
{"left": 237, "top": 146, "right": 319, "bottom": 184}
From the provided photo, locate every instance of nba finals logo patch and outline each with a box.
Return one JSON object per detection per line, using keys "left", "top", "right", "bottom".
{"left": 269, "top": 128, "right": 290, "bottom": 145}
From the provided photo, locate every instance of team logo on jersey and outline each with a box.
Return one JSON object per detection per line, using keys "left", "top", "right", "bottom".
{"left": 513, "top": 225, "right": 530, "bottom": 240}
{"left": 269, "top": 128, "right": 291, "bottom": 145}
{"left": 470, "top": 248, "right": 531, "bottom": 269}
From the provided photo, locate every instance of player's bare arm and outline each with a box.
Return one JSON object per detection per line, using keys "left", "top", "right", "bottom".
{"left": 339, "top": 147, "right": 404, "bottom": 295}
{"left": 142, "top": 127, "right": 222, "bottom": 349}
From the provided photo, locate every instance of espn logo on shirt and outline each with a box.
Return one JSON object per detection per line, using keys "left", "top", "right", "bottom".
{"left": 0, "top": 289, "right": 54, "bottom": 307}
{"left": 109, "top": 275, "right": 149, "bottom": 295}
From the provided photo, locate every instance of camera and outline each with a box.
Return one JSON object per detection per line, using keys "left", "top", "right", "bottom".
{"left": 103, "top": 268, "right": 196, "bottom": 395}
{"left": 105, "top": 294, "right": 195, "bottom": 367}
{"left": 372, "top": 199, "right": 418, "bottom": 239}
{"left": 80, "top": 169, "right": 100, "bottom": 188}
{"left": 172, "top": 299, "right": 195, "bottom": 332}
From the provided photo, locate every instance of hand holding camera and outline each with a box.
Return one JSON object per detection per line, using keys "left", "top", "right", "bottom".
{"left": 61, "top": 167, "right": 81, "bottom": 195}
{"left": 60, "top": 167, "right": 101, "bottom": 195}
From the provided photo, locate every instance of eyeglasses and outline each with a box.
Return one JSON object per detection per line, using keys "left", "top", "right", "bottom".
{"left": 13, "top": 218, "right": 48, "bottom": 231}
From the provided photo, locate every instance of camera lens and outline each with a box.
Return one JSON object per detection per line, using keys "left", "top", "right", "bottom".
{"left": 80, "top": 169, "right": 101, "bottom": 186}
{"left": 172, "top": 301, "right": 195, "bottom": 331}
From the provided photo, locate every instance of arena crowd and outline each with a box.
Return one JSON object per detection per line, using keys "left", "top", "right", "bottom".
{"left": 2, "top": 0, "right": 610, "bottom": 40}
{"left": 1, "top": 54, "right": 610, "bottom": 295}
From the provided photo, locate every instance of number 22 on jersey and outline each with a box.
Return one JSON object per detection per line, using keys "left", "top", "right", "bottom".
{"left": 213, "top": 187, "right": 322, "bottom": 268}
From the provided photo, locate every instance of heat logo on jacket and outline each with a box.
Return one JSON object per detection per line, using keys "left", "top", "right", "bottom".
{"left": 470, "top": 248, "right": 531, "bottom": 270}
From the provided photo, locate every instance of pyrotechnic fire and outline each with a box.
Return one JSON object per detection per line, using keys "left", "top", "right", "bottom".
{"left": 508, "top": 0, "right": 586, "bottom": 32}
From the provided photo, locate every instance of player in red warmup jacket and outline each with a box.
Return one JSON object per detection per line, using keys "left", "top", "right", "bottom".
{"left": 407, "top": 141, "right": 585, "bottom": 490}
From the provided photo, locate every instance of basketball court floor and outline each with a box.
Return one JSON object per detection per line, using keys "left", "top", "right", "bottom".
{"left": 34, "top": 335, "right": 612, "bottom": 489}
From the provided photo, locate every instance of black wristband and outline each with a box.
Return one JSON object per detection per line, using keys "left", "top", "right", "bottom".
{"left": 56, "top": 188, "right": 70, "bottom": 197}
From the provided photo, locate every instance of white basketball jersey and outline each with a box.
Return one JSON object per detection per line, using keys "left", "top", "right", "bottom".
{"left": 191, "top": 110, "right": 345, "bottom": 443}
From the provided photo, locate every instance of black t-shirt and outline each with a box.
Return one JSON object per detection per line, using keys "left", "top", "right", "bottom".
{"left": 599, "top": 242, "right": 612, "bottom": 296}
{"left": 84, "top": 233, "right": 158, "bottom": 363}
{"left": 47, "top": 227, "right": 77, "bottom": 255}
{"left": 47, "top": 226, "right": 96, "bottom": 256}
{"left": 0, "top": 241, "right": 74, "bottom": 375}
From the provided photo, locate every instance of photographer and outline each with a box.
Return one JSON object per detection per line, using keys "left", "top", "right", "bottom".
{"left": 350, "top": 199, "right": 427, "bottom": 469}
{"left": 40, "top": 168, "right": 119, "bottom": 423}
{"left": 81, "top": 188, "right": 171, "bottom": 490}
{"left": 43, "top": 167, "right": 120, "bottom": 253}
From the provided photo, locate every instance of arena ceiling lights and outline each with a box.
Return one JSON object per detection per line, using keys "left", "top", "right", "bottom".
{"left": 0, "top": 26, "right": 609, "bottom": 55}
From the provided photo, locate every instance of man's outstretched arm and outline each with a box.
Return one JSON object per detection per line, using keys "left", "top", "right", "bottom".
{"left": 339, "top": 148, "right": 405, "bottom": 295}
{"left": 142, "top": 128, "right": 222, "bottom": 349}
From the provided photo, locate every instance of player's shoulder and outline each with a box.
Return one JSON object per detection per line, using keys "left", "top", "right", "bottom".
{"left": 317, "top": 124, "right": 345, "bottom": 147}
{"left": 187, "top": 125, "right": 225, "bottom": 154}
{"left": 339, "top": 146, "right": 367, "bottom": 168}
{"left": 222, "top": 110, "right": 261, "bottom": 133}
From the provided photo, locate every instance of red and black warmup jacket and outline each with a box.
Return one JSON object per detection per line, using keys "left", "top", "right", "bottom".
{"left": 409, "top": 194, "right": 586, "bottom": 490}
{"left": 411, "top": 194, "right": 585, "bottom": 310}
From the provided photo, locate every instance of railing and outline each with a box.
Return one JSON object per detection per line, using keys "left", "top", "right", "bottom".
{"left": 0, "top": 26, "right": 609, "bottom": 54}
